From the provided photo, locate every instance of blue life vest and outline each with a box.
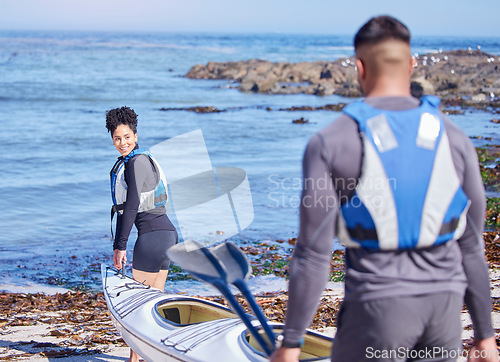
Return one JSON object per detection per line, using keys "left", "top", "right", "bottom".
{"left": 110, "top": 149, "right": 168, "bottom": 238}
{"left": 337, "top": 96, "right": 470, "bottom": 250}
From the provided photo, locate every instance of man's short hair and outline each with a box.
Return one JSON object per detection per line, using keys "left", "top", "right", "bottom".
{"left": 354, "top": 15, "right": 410, "bottom": 50}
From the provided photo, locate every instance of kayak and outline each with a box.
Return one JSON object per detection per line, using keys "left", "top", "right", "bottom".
{"left": 101, "top": 264, "right": 333, "bottom": 361}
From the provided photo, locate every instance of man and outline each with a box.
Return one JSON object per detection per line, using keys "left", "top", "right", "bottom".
{"left": 271, "top": 16, "right": 498, "bottom": 362}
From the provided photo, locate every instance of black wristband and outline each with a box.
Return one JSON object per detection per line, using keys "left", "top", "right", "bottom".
{"left": 281, "top": 338, "right": 304, "bottom": 349}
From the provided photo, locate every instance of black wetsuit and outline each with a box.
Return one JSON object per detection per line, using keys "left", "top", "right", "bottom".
{"left": 113, "top": 145, "right": 178, "bottom": 272}
{"left": 283, "top": 97, "right": 493, "bottom": 359}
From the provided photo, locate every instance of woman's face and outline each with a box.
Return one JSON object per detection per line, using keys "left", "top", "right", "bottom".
{"left": 112, "top": 124, "right": 138, "bottom": 157}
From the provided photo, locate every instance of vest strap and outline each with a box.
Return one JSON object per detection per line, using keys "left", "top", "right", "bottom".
{"left": 439, "top": 217, "right": 459, "bottom": 236}
{"left": 347, "top": 218, "right": 461, "bottom": 244}
{"left": 110, "top": 203, "right": 125, "bottom": 241}
{"left": 347, "top": 224, "right": 378, "bottom": 242}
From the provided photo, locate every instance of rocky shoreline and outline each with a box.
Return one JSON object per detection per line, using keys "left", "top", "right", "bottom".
{"left": 185, "top": 49, "right": 500, "bottom": 110}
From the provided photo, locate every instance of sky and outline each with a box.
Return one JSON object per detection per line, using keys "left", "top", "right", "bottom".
{"left": 0, "top": 0, "right": 498, "bottom": 37}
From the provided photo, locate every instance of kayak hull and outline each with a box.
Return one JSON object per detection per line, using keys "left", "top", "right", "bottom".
{"left": 101, "top": 264, "right": 332, "bottom": 361}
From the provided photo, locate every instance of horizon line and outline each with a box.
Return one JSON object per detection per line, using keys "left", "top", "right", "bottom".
{"left": 0, "top": 28, "right": 498, "bottom": 39}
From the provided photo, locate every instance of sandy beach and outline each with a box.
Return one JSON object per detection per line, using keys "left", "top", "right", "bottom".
{"left": 1, "top": 285, "right": 499, "bottom": 361}
{"left": 1, "top": 239, "right": 499, "bottom": 361}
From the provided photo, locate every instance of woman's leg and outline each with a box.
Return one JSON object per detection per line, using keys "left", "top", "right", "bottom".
{"left": 123, "top": 269, "right": 162, "bottom": 362}
{"left": 126, "top": 230, "right": 177, "bottom": 361}
{"left": 154, "top": 269, "right": 169, "bottom": 291}
{"left": 132, "top": 268, "right": 168, "bottom": 291}
{"left": 128, "top": 348, "right": 141, "bottom": 362}
{"left": 132, "top": 229, "right": 178, "bottom": 291}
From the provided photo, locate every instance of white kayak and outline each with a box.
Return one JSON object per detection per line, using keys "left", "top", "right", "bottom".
{"left": 101, "top": 264, "right": 333, "bottom": 361}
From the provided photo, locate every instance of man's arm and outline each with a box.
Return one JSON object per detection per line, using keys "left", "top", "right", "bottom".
{"left": 280, "top": 133, "right": 338, "bottom": 347}
{"left": 457, "top": 138, "right": 495, "bottom": 342}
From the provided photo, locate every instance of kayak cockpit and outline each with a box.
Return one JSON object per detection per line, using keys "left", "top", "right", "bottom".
{"left": 241, "top": 326, "right": 333, "bottom": 361}
{"left": 154, "top": 297, "right": 237, "bottom": 326}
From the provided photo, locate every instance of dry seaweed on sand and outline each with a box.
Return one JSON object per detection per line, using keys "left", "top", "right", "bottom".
{"left": 0, "top": 291, "right": 126, "bottom": 360}
{"left": 202, "top": 290, "right": 342, "bottom": 331}
{"left": 484, "top": 231, "right": 500, "bottom": 266}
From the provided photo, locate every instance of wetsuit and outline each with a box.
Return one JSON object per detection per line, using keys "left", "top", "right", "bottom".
{"left": 283, "top": 97, "right": 493, "bottom": 361}
{"left": 114, "top": 144, "right": 178, "bottom": 272}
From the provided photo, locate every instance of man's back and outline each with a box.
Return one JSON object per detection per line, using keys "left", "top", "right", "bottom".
{"left": 271, "top": 15, "right": 497, "bottom": 362}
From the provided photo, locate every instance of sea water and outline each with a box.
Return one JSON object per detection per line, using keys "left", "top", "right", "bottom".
{"left": 1, "top": 31, "right": 499, "bottom": 293}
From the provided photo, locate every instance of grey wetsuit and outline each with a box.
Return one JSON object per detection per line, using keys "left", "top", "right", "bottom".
{"left": 283, "top": 97, "right": 493, "bottom": 360}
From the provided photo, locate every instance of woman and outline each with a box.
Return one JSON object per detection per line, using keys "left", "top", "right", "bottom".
{"left": 106, "top": 106, "right": 178, "bottom": 362}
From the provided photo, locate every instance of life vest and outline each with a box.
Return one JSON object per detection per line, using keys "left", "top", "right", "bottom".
{"left": 110, "top": 149, "right": 168, "bottom": 239}
{"left": 336, "top": 96, "right": 470, "bottom": 250}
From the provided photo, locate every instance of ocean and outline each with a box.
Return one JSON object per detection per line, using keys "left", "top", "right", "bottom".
{"left": 1, "top": 31, "right": 499, "bottom": 293}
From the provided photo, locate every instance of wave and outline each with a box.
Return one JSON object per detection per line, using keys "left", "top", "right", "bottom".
{"left": 0, "top": 36, "right": 238, "bottom": 54}
{"left": 325, "top": 46, "right": 354, "bottom": 50}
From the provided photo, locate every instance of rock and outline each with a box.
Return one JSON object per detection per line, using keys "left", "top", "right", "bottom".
{"left": 443, "top": 109, "right": 465, "bottom": 115}
{"left": 279, "top": 103, "right": 346, "bottom": 112}
{"left": 280, "top": 105, "right": 316, "bottom": 111}
{"left": 320, "top": 68, "right": 332, "bottom": 79}
{"left": 411, "top": 82, "right": 424, "bottom": 98}
{"left": 238, "top": 67, "right": 280, "bottom": 93}
{"left": 185, "top": 50, "right": 500, "bottom": 100}
{"left": 159, "top": 106, "right": 225, "bottom": 113}
{"left": 292, "top": 117, "right": 309, "bottom": 124}
{"left": 320, "top": 103, "right": 347, "bottom": 111}
{"left": 314, "top": 81, "right": 336, "bottom": 96}
{"left": 441, "top": 97, "right": 465, "bottom": 107}
{"left": 437, "top": 79, "right": 459, "bottom": 92}
{"left": 335, "top": 83, "right": 362, "bottom": 98}
{"left": 257, "top": 73, "right": 279, "bottom": 93}
{"left": 239, "top": 80, "right": 258, "bottom": 93}
{"left": 186, "top": 57, "right": 357, "bottom": 97}
{"left": 411, "top": 76, "right": 435, "bottom": 96}
{"left": 293, "top": 62, "right": 322, "bottom": 82}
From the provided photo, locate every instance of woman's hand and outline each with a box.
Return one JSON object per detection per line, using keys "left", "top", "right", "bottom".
{"left": 113, "top": 249, "right": 127, "bottom": 270}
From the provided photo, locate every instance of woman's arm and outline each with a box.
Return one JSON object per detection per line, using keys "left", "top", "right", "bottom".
{"left": 113, "top": 155, "right": 150, "bottom": 251}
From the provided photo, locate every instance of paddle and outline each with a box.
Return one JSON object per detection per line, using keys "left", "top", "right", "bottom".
{"left": 167, "top": 240, "right": 274, "bottom": 356}
{"left": 211, "top": 242, "right": 276, "bottom": 349}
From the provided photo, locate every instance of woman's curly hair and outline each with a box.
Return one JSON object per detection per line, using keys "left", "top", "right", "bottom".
{"left": 105, "top": 106, "right": 138, "bottom": 136}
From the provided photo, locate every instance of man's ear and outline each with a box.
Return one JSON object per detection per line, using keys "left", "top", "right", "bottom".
{"left": 410, "top": 56, "right": 417, "bottom": 75}
{"left": 355, "top": 58, "right": 365, "bottom": 81}
{"left": 355, "top": 58, "right": 367, "bottom": 96}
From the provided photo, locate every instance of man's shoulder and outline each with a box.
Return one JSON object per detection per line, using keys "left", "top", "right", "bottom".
{"left": 303, "top": 113, "right": 361, "bottom": 163}
{"left": 316, "top": 113, "right": 359, "bottom": 143}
